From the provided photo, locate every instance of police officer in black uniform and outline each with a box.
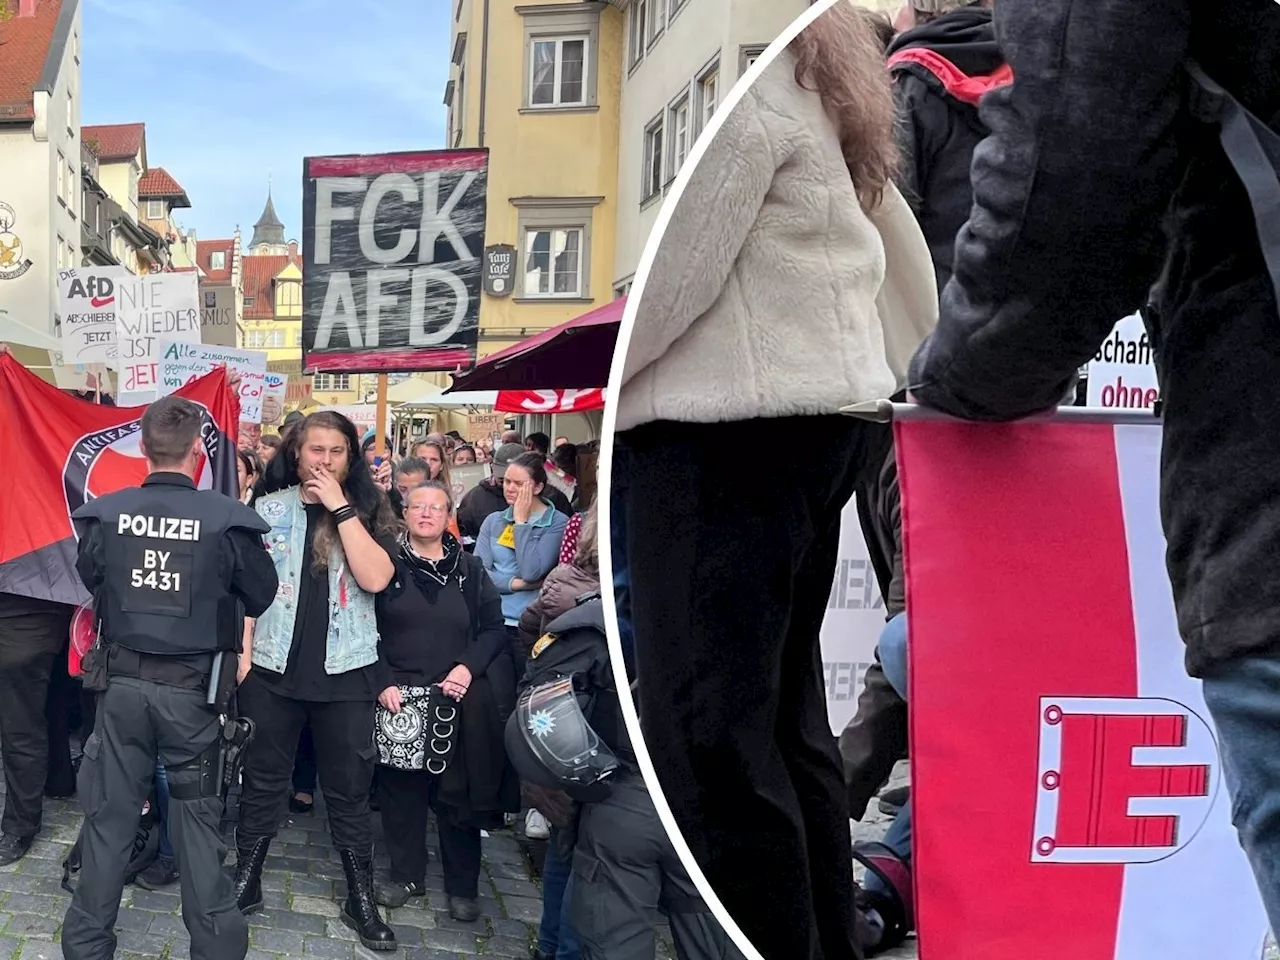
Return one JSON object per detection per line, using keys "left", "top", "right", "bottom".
{"left": 62, "top": 396, "right": 279, "bottom": 960}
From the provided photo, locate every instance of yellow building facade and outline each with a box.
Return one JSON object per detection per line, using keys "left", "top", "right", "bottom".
{"left": 447, "top": 0, "right": 624, "bottom": 378}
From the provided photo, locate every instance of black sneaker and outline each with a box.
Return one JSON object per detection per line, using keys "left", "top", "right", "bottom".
{"left": 0, "top": 834, "right": 32, "bottom": 866}
{"left": 374, "top": 879, "right": 425, "bottom": 908}
{"left": 448, "top": 896, "right": 480, "bottom": 923}
{"left": 135, "top": 857, "right": 179, "bottom": 889}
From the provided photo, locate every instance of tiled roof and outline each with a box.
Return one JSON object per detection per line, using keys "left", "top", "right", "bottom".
{"left": 197, "top": 238, "right": 235, "bottom": 284}
{"left": 138, "top": 167, "right": 190, "bottom": 206}
{"left": 0, "top": 0, "right": 62, "bottom": 122}
{"left": 81, "top": 122, "right": 145, "bottom": 161}
{"left": 242, "top": 252, "right": 299, "bottom": 319}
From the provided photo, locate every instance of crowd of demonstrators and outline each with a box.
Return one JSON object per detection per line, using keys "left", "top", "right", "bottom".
{"left": 614, "top": 3, "right": 937, "bottom": 958}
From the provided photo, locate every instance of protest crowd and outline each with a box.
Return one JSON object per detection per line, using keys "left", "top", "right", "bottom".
{"left": 0, "top": 363, "right": 729, "bottom": 960}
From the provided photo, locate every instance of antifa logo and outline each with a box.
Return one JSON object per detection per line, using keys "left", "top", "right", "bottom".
{"left": 63, "top": 407, "right": 226, "bottom": 519}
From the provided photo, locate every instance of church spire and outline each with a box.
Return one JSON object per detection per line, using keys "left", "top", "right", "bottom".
{"left": 249, "top": 182, "right": 286, "bottom": 253}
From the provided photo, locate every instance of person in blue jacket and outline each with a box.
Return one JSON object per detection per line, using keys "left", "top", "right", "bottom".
{"left": 476, "top": 452, "right": 568, "bottom": 673}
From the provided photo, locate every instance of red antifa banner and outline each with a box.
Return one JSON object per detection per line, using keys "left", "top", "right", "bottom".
{"left": 0, "top": 355, "right": 241, "bottom": 607}
{"left": 494, "top": 388, "right": 606, "bottom": 414}
{"left": 895, "top": 417, "right": 1267, "bottom": 960}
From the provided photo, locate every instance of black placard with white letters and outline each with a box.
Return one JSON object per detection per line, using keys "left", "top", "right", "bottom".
{"left": 301, "top": 149, "right": 488, "bottom": 375}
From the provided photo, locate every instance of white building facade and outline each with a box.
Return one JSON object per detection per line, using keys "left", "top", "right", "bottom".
{"left": 0, "top": 0, "right": 82, "bottom": 359}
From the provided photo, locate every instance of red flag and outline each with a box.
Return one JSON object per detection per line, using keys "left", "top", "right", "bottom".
{"left": 494, "top": 388, "right": 606, "bottom": 414}
{"left": 0, "top": 355, "right": 241, "bottom": 606}
{"left": 895, "top": 417, "right": 1267, "bottom": 960}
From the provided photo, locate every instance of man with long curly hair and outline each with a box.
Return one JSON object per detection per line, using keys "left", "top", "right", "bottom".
{"left": 231, "top": 411, "right": 401, "bottom": 951}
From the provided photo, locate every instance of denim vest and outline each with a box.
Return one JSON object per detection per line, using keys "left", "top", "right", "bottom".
{"left": 251, "top": 486, "right": 381, "bottom": 675}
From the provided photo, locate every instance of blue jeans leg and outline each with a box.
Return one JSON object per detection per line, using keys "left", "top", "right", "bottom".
{"left": 1201, "top": 654, "right": 1280, "bottom": 935}
{"left": 536, "top": 838, "right": 580, "bottom": 960}
{"left": 864, "top": 613, "right": 910, "bottom": 897}
{"left": 154, "top": 761, "right": 173, "bottom": 862}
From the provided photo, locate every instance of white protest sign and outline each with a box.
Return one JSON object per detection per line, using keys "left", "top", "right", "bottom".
{"left": 157, "top": 340, "right": 268, "bottom": 422}
{"left": 820, "top": 498, "right": 890, "bottom": 734}
{"left": 261, "top": 372, "right": 287, "bottom": 427}
{"left": 200, "top": 284, "right": 237, "bottom": 347}
{"left": 115, "top": 273, "right": 201, "bottom": 404}
{"left": 1087, "top": 313, "right": 1159, "bottom": 410}
{"left": 57, "top": 266, "right": 126, "bottom": 365}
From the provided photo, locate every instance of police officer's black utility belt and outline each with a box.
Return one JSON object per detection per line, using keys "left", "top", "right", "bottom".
{"left": 106, "top": 645, "right": 215, "bottom": 692}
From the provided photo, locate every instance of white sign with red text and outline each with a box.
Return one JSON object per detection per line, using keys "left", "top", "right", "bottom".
{"left": 157, "top": 340, "right": 269, "bottom": 422}
{"left": 115, "top": 273, "right": 201, "bottom": 404}
{"left": 58, "top": 266, "right": 127, "bottom": 365}
{"left": 1087, "top": 314, "right": 1159, "bottom": 410}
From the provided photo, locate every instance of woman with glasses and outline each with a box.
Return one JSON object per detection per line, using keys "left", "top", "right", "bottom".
{"left": 372, "top": 480, "right": 517, "bottom": 922}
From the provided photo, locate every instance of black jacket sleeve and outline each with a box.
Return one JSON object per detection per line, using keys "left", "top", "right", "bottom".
{"left": 460, "top": 555, "right": 509, "bottom": 678}
{"left": 908, "top": 0, "right": 1192, "bottom": 420}
{"left": 223, "top": 528, "right": 278, "bottom": 619}
{"left": 73, "top": 517, "right": 106, "bottom": 595}
{"left": 893, "top": 72, "right": 943, "bottom": 215}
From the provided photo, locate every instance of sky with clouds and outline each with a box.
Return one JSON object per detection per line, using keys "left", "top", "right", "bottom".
{"left": 81, "top": 0, "right": 451, "bottom": 244}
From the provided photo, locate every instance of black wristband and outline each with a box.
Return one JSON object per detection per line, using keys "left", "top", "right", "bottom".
{"left": 332, "top": 505, "right": 357, "bottom": 525}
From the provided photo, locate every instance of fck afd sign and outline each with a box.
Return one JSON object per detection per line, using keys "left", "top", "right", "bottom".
{"left": 896, "top": 418, "right": 1268, "bottom": 959}
{"left": 301, "top": 149, "right": 487, "bottom": 374}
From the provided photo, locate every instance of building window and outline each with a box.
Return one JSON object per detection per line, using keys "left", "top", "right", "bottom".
{"left": 67, "top": 160, "right": 76, "bottom": 216}
{"left": 294, "top": 329, "right": 304, "bottom": 347}
{"left": 245, "top": 330, "right": 264, "bottom": 348}
{"left": 56, "top": 152, "right": 65, "bottom": 205}
{"left": 614, "top": 280, "right": 632, "bottom": 299}
{"left": 57, "top": 235, "right": 65, "bottom": 269}
{"left": 668, "top": 0, "right": 687, "bottom": 20}
{"left": 146, "top": 199, "right": 165, "bottom": 220}
{"left": 697, "top": 60, "right": 720, "bottom": 132}
{"left": 210, "top": 250, "right": 226, "bottom": 271}
{"left": 267, "top": 330, "right": 285, "bottom": 348}
{"left": 314, "top": 373, "right": 351, "bottom": 392}
{"left": 668, "top": 92, "right": 691, "bottom": 178}
{"left": 643, "top": 115, "right": 664, "bottom": 200}
{"left": 277, "top": 279, "right": 302, "bottom": 313}
{"left": 67, "top": 239, "right": 75, "bottom": 267}
{"left": 628, "top": 0, "right": 647, "bottom": 68}
{"left": 243, "top": 296, "right": 256, "bottom": 309}
{"left": 73, "top": 30, "right": 80, "bottom": 62}
{"left": 522, "top": 227, "right": 583, "bottom": 298}
{"left": 67, "top": 90, "right": 74, "bottom": 135}
{"left": 739, "top": 44, "right": 768, "bottom": 78}
{"left": 529, "top": 36, "right": 587, "bottom": 108}
{"left": 520, "top": 4, "right": 603, "bottom": 110}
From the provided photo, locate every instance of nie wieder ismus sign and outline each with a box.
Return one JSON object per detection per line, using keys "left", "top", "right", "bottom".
{"left": 301, "top": 149, "right": 488, "bottom": 373}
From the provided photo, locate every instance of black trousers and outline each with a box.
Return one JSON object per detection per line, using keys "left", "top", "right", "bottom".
{"left": 0, "top": 609, "right": 75, "bottom": 837}
{"left": 571, "top": 774, "right": 740, "bottom": 960}
{"left": 236, "top": 675, "right": 376, "bottom": 850}
{"left": 63, "top": 676, "right": 244, "bottom": 960}
{"left": 618, "top": 416, "right": 876, "bottom": 960}
{"left": 377, "top": 766, "right": 482, "bottom": 898}
{"left": 292, "top": 724, "right": 317, "bottom": 795}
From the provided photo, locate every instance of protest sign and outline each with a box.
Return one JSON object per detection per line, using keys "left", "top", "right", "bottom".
{"left": 450, "top": 463, "right": 488, "bottom": 505}
{"left": 200, "top": 285, "right": 237, "bottom": 347}
{"left": 115, "top": 273, "right": 201, "bottom": 403}
{"left": 896, "top": 417, "right": 1267, "bottom": 960}
{"left": 1087, "top": 314, "right": 1159, "bottom": 410}
{"left": 57, "top": 266, "right": 126, "bottom": 365}
{"left": 301, "top": 149, "right": 487, "bottom": 373}
{"left": 157, "top": 340, "right": 268, "bottom": 422}
{"left": 261, "top": 372, "right": 287, "bottom": 427}
{"left": 466, "top": 413, "right": 505, "bottom": 443}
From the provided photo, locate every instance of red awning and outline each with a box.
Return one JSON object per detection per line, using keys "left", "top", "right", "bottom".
{"left": 446, "top": 297, "right": 624, "bottom": 393}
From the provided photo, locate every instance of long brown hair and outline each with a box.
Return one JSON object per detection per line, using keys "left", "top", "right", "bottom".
{"left": 789, "top": 1, "right": 898, "bottom": 206}
{"left": 276, "top": 411, "right": 401, "bottom": 575}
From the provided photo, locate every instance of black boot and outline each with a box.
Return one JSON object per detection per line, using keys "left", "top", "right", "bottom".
{"left": 339, "top": 848, "right": 396, "bottom": 951}
{"left": 233, "top": 836, "right": 271, "bottom": 915}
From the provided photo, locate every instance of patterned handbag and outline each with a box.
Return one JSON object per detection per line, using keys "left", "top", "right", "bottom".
{"left": 374, "top": 684, "right": 459, "bottom": 774}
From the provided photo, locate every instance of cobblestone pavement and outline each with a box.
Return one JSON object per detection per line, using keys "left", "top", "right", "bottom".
{"left": 0, "top": 789, "right": 676, "bottom": 960}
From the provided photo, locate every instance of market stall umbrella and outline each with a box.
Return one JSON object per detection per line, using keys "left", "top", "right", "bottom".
{"left": 445, "top": 297, "right": 625, "bottom": 393}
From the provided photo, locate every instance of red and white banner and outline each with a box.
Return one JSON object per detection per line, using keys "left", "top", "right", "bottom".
{"left": 896, "top": 417, "right": 1268, "bottom": 960}
{"left": 494, "top": 388, "right": 606, "bottom": 414}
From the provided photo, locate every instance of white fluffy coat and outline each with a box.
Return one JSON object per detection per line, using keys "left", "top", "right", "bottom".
{"left": 617, "top": 50, "right": 939, "bottom": 431}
